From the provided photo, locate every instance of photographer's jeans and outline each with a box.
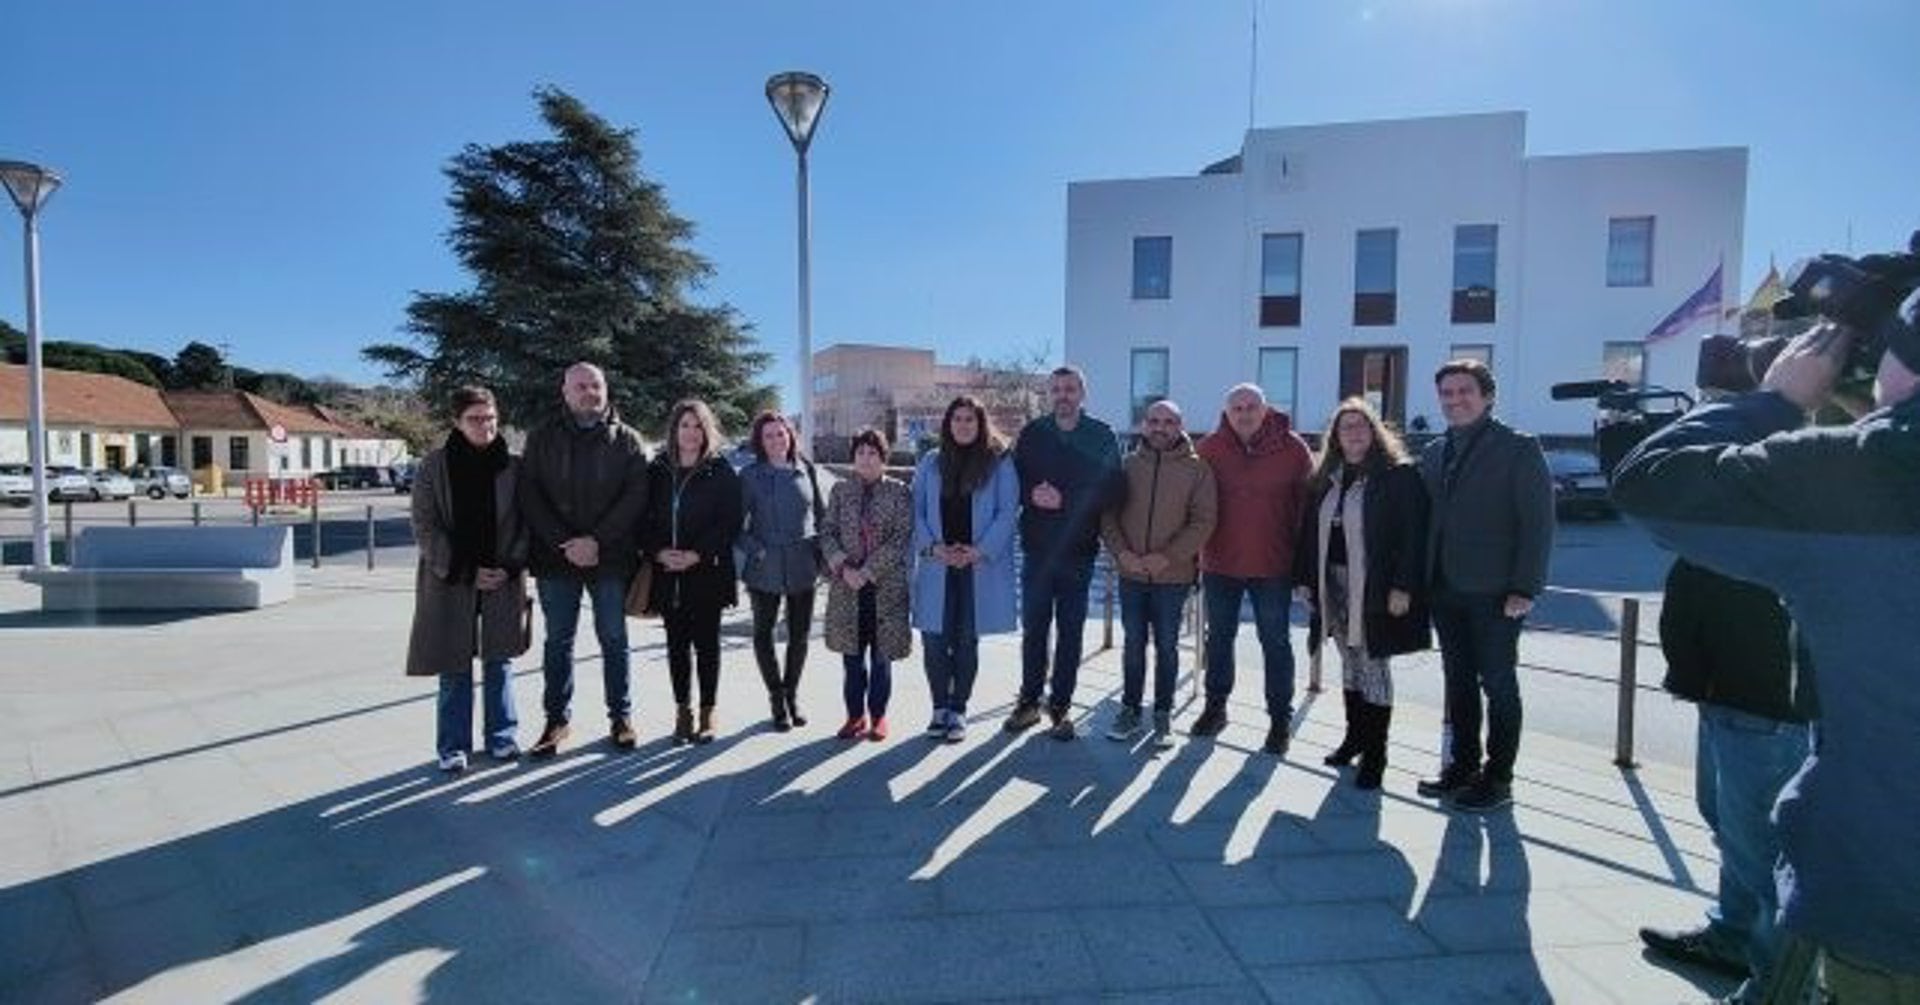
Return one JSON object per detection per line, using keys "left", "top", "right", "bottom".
{"left": 1201, "top": 573, "right": 1295, "bottom": 718}
{"left": 1696, "top": 704, "right": 1813, "bottom": 1002}
{"left": 1119, "top": 580, "right": 1189, "bottom": 712}
{"left": 1430, "top": 590, "right": 1524, "bottom": 785}
{"left": 436, "top": 659, "right": 517, "bottom": 757}
{"left": 537, "top": 573, "right": 633, "bottom": 725}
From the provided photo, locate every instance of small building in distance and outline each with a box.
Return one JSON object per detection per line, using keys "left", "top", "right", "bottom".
{"left": 810, "top": 343, "right": 1044, "bottom": 460}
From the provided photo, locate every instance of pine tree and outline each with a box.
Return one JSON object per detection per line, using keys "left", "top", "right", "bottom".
{"left": 365, "top": 87, "right": 775, "bottom": 435}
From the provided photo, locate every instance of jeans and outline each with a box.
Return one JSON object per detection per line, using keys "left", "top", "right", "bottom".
{"left": 925, "top": 568, "right": 980, "bottom": 716}
{"left": 1120, "top": 580, "right": 1189, "bottom": 712}
{"left": 663, "top": 603, "right": 723, "bottom": 708}
{"left": 1201, "top": 573, "right": 1295, "bottom": 718}
{"left": 1019, "top": 552, "right": 1095, "bottom": 711}
{"left": 537, "top": 572, "right": 633, "bottom": 725}
{"left": 749, "top": 588, "right": 816, "bottom": 695}
{"left": 437, "top": 659, "right": 516, "bottom": 756}
{"left": 1430, "top": 590, "right": 1523, "bottom": 784}
{"left": 1695, "top": 704, "right": 1812, "bottom": 1001}
{"left": 842, "top": 650, "right": 892, "bottom": 719}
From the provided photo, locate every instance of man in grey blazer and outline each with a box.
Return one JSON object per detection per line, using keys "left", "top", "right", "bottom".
{"left": 1415, "top": 359, "right": 1554, "bottom": 812}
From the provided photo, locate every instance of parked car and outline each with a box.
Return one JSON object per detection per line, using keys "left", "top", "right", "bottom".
{"left": 388, "top": 462, "right": 416, "bottom": 494}
{"left": 45, "top": 466, "right": 95, "bottom": 502}
{"left": 1545, "top": 449, "right": 1615, "bottom": 519}
{"left": 85, "top": 468, "right": 136, "bottom": 501}
{"left": 319, "top": 465, "right": 391, "bottom": 490}
{"left": 0, "top": 464, "right": 31, "bottom": 507}
{"left": 127, "top": 464, "right": 193, "bottom": 499}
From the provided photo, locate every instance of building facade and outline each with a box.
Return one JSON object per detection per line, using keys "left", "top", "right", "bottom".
{"left": 811, "top": 343, "right": 1042, "bottom": 457}
{"left": 1065, "top": 111, "right": 1746, "bottom": 438}
{"left": 0, "top": 365, "right": 182, "bottom": 468}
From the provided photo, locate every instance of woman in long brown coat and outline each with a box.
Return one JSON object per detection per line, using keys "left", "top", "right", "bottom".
{"left": 821, "top": 428, "right": 914, "bottom": 741}
{"left": 407, "top": 386, "right": 530, "bottom": 772}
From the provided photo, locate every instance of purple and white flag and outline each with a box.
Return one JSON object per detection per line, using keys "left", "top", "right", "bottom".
{"left": 1646, "top": 265, "right": 1724, "bottom": 343}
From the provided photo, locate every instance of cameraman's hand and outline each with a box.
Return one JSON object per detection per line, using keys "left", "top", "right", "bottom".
{"left": 1762, "top": 322, "right": 1853, "bottom": 412}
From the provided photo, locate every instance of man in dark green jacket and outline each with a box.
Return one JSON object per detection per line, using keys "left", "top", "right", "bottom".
{"left": 1415, "top": 359, "right": 1554, "bottom": 812}
{"left": 518, "top": 362, "right": 650, "bottom": 757}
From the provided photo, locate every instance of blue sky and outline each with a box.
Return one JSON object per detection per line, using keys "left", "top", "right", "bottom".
{"left": 3, "top": 0, "right": 1915, "bottom": 408}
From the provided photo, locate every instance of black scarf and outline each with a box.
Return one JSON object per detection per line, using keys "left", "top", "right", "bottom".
{"left": 445, "top": 430, "right": 509, "bottom": 581}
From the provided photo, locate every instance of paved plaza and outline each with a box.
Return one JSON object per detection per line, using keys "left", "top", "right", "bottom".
{"left": 0, "top": 557, "right": 1736, "bottom": 1003}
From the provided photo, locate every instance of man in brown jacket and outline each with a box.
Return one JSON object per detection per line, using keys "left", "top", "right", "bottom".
{"left": 1196, "top": 383, "right": 1313, "bottom": 754}
{"left": 1100, "top": 400, "right": 1217, "bottom": 749}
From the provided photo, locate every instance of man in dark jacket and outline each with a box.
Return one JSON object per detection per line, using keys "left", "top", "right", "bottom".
{"left": 1614, "top": 317, "right": 1920, "bottom": 1001}
{"left": 1416, "top": 359, "right": 1554, "bottom": 813}
{"left": 1637, "top": 558, "right": 1814, "bottom": 1004}
{"left": 518, "top": 362, "right": 650, "bottom": 756}
{"left": 1005, "top": 365, "right": 1122, "bottom": 740}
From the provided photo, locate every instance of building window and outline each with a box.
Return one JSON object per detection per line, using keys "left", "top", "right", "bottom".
{"left": 1129, "top": 348, "right": 1169, "bottom": 424}
{"left": 813, "top": 371, "right": 837, "bottom": 393}
{"left": 1132, "top": 236, "right": 1172, "bottom": 300}
{"left": 1450, "top": 343, "right": 1494, "bottom": 369}
{"left": 1353, "top": 228, "right": 1397, "bottom": 326}
{"left": 1452, "top": 224, "right": 1498, "bottom": 324}
{"left": 300, "top": 437, "right": 313, "bottom": 470}
{"left": 80, "top": 432, "right": 94, "bottom": 468}
{"left": 1608, "top": 216, "right": 1655, "bottom": 287}
{"left": 191, "top": 436, "right": 213, "bottom": 469}
{"left": 160, "top": 435, "right": 177, "bottom": 468}
{"left": 324, "top": 439, "right": 334, "bottom": 468}
{"left": 1257, "top": 348, "right": 1298, "bottom": 420}
{"left": 1260, "top": 233, "right": 1303, "bottom": 326}
{"left": 229, "top": 436, "right": 251, "bottom": 471}
{"left": 1602, "top": 341, "right": 1647, "bottom": 386}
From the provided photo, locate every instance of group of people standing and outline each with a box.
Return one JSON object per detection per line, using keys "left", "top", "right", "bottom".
{"left": 407, "top": 357, "right": 1554, "bottom": 820}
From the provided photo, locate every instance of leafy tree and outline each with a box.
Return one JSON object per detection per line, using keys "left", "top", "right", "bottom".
{"left": 235, "top": 369, "right": 320, "bottom": 405}
{"left": 0, "top": 322, "right": 162, "bottom": 386}
{"left": 172, "top": 341, "right": 231, "bottom": 389}
{"left": 365, "top": 86, "right": 775, "bottom": 433}
{"left": 121, "top": 350, "right": 176, "bottom": 387}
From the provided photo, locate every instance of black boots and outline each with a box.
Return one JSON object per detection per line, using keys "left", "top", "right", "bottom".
{"left": 1323, "top": 689, "right": 1364, "bottom": 767}
{"left": 1355, "top": 702, "right": 1393, "bottom": 790}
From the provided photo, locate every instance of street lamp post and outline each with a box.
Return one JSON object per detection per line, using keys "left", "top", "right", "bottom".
{"left": 1, "top": 160, "right": 63, "bottom": 570}
{"left": 765, "top": 71, "right": 829, "bottom": 450}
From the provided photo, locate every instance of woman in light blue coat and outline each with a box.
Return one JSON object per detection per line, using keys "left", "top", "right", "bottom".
{"left": 912, "top": 395, "right": 1020, "bottom": 742}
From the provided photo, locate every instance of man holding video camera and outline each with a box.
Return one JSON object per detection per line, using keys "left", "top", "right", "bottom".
{"left": 1613, "top": 270, "right": 1920, "bottom": 1002}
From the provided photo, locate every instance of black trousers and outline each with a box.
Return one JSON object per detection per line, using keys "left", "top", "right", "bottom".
{"left": 749, "top": 588, "right": 816, "bottom": 695}
{"left": 663, "top": 602, "right": 723, "bottom": 708}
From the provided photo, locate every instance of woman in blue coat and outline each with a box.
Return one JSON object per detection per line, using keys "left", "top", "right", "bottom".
{"left": 738, "top": 410, "right": 827, "bottom": 731}
{"left": 912, "top": 395, "right": 1020, "bottom": 742}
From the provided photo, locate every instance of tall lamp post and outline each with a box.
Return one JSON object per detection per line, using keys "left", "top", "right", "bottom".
{"left": 1, "top": 160, "right": 63, "bottom": 570}
{"left": 765, "top": 71, "right": 829, "bottom": 449}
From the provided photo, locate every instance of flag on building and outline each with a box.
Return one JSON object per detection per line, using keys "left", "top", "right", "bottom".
{"left": 1646, "top": 264, "right": 1724, "bottom": 343}
{"left": 1745, "top": 263, "right": 1787, "bottom": 315}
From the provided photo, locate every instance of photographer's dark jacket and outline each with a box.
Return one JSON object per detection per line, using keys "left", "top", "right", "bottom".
{"left": 1417, "top": 414, "right": 1555, "bottom": 597}
{"left": 1657, "top": 558, "right": 1817, "bottom": 723}
{"left": 1614, "top": 389, "right": 1920, "bottom": 973}
{"left": 518, "top": 408, "right": 651, "bottom": 580}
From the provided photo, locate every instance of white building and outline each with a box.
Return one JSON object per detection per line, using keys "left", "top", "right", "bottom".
{"left": 1065, "top": 111, "right": 1746, "bottom": 439}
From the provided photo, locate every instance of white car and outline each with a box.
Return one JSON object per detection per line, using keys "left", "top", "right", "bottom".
{"left": 45, "top": 466, "right": 94, "bottom": 502}
{"left": 128, "top": 464, "right": 193, "bottom": 499}
{"left": 0, "top": 464, "right": 31, "bottom": 507}
{"left": 85, "top": 469, "right": 136, "bottom": 501}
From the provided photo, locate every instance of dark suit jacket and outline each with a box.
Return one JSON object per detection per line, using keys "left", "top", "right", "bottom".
{"left": 1417, "top": 414, "right": 1554, "bottom": 597}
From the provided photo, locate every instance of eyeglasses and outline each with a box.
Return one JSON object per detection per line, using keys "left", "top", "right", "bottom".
{"left": 459, "top": 413, "right": 499, "bottom": 426}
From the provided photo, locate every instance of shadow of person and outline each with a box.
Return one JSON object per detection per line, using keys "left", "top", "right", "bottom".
{"left": 1399, "top": 810, "right": 1555, "bottom": 1003}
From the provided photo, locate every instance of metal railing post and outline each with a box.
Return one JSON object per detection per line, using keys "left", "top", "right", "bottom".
{"left": 1101, "top": 562, "right": 1116, "bottom": 651}
{"left": 310, "top": 501, "right": 322, "bottom": 569}
{"left": 1614, "top": 597, "right": 1641, "bottom": 768}
{"left": 365, "top": 504, "right": 376, "bottom": 570}
{"left": 62, "top": 501, "right": 73, "bottom": 566}
{"left": 191, "top": 502, "right": 202, "bottom": 527}
{"left": 127, "top": 499, "right": 138, "bottom": 527}
{"left": 250, "top": 505, "right": 260, "bottom": 527}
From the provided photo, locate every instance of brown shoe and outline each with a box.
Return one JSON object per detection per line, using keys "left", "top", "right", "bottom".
{"left": 611, "top": 716, "right": 638, "bottom": 750}
{"left": 529, "top": 720, "right": 570, "bottom": 759}
{"left": 672, "top": 706, "right": 695, "bottom": 746}
{"left": 695, "top": 706, "right": 717, "bottom": 745}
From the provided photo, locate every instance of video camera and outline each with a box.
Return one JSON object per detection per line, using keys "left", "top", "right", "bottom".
{"left": 1549, "top": 380, "right": 1694, "bottom": 476}
{"left": 1697, "top": 231, "right": 1920, "bottom": 394}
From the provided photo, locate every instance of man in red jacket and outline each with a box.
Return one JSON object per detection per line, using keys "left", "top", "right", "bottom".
{"left": 1195, "top": 383, "right": 1313, "bottom": 753}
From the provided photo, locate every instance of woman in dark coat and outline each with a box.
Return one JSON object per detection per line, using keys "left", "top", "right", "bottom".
{"left": 640, "top": 399, "right": 743, "bottom": 745}
{"left": 406, "top": 386, "right": 530, "bottom": 772}
{"left": 1295, "top": 397, "right": 1430, "bottom": 790}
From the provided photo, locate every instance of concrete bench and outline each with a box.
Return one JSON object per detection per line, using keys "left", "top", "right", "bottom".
{"left": 22, "top": 526, "right": 296, "bottom": 611}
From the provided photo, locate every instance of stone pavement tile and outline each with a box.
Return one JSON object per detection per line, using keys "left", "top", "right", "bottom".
{"left": 680, "top": 852, "right": 939, "bottom": 930}
{"left": 1171, "top": 859, "right": 1289, "bottom": 908}
{"left": 1413, "top": 889, "right": 1620, "bottom": 953}
{"left": 84, "top": 884, "right": 252, "bottom": 995}
{"left": 639, "top": 924, "right": 807, "bottom": 1004}
{"left": 802, "top": 910, "right": 1103, "bottom": 1002}
{"left": 1553, "top": 942, "right": 1736, "bottom": 1004}
{"left": 65, "top": 841, "right": 202, "bottom": 915}
{"left": 454, "top": 948, "right": 640, "bottom": 1003}
{"left": 1510, "top": 836, "right": 1711, "bottom": 896}
{"left": 935, "top": 845, "right": 1188, "bottom": 914}
{"left": 815, "top": 801, "right": 1045, "bottom": 862}
{"left": 0, "top": 961, "right": 103, "bottom": 1005}
{"left": 1356, "top": 950, "right": 1611, "bottom": 1004}
{"left": 700, "top": 806, "right": 830, "bottom": 862}
{"left": 1071, "top": 904, "right": 1246, "bottom": 993}
{"left": 1145, "top": 814, "right": 1322, "bottom": 862}
{"left": 1271, "top": 849, "right": 1427, "bottom": 905}
{"left": 1038, "top": 980, "right": 1271, "bottom": 1004}
{"left": 1247, "top": 962, "right": 1386, "bottom": 1004}
{"left": 0, "top": 877, "right": 87, "bottom": 976}
{"left": 1210, "top": 902, "right": 1441, "bottom": 967}
{"left": 1561, "top": 880, "right": 1712, "bottom": 935}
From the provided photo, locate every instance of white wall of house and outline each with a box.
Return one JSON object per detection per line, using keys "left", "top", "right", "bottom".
{"left": 0, "top": 425, "right": 181, "bottom": 468}
{"left": 333, "top": 436, "right": 408, "bottom": 467}
{"left": 1065, "top": 112, "right": 1746, "bottom": 438}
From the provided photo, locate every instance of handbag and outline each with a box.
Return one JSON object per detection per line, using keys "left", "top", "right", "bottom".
{"left": 624, "top": 561, "right": 657, "bottom": 618}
